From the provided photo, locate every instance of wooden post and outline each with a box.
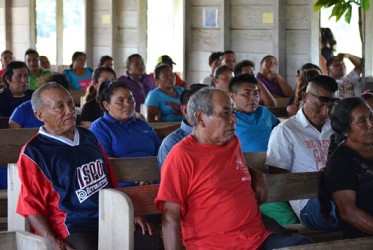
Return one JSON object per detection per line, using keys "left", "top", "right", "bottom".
{"left": 222, "top": 0, "right": 231, "bottom": 51}
{"left": 4, "top": 0, "right": 11, "bottom": 50}
{"left": 56, "top": 0, "right": 63, "bottom": 66}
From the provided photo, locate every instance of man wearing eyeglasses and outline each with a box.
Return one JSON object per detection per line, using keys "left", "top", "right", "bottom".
{"left": 265, "top": 75, "right": 340, "bottom": 230}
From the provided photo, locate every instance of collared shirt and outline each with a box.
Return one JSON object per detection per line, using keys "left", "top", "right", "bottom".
{"left": 89, "top": 112, "right": 160, "bottom": 158}
{"left": 265, "top": 108, "right": 333, "bottom": 218}
{"left": 39, "top": 126, "right": 80, "bottom": 146}
{"left": 157, "top": 119, "right": 192, "bottom": 169}
{"left": 117, "top": 72, "right": 155, "bottom": 112}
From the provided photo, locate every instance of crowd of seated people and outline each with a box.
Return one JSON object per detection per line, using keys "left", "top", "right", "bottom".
{"left": 2, "top": 43, "right": 373, "bottom": 249}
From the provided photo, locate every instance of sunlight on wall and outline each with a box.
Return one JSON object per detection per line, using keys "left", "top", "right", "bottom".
{"left": 147, "top": 0, "right": 183, "bottom": 76}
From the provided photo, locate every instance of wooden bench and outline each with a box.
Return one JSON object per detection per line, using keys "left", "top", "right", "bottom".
{"left": 98, "top": 161, "right": 344, "bottom": 247}
{"left": 277, "top": 236, "right": 373, "bottom": 250}
{"left": 0, "top": 231, "right": 52, "bottom": 250}
{"left": 0, "top": 122, "right": 180, "bottom": 166}
{"left": 6, "top": 151, "right": 265, "bottom": 232}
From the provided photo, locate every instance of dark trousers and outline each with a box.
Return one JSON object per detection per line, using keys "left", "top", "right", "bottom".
{"left": 64, "top": 227, "right": 163, "bottom": 250}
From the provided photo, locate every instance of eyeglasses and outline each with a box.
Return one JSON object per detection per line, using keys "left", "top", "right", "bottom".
{"left": 307, "top": 92, "right": 340, "bottom": 104}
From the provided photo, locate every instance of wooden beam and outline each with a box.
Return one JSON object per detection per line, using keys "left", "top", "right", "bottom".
{"left": 273, "top": 0, "right": 286, "bottom": 77}
{"left": 184, "top": 0, "right": 191, "bottom": 84}
{"left": 84, "top": 0, "right": 93, "bottom": 68}
{"left": 111, "top": 0, "right": 117, "bottom": 72}
{"left": 4, "top": 0, "right": 11, "bottom": 50}
{"left": 138, "top": 0, "right": 147, "bottom": 60}
{"left": 29, "top": 0, "right": 36, "bottom": 49}
{"left": 56, "top": 0, "right": 63, "bottom": 66}
{"left": 363, "top": 5, "right": 373, "bottom": 77}
{"left": 223, "top": 0, "right": 231, "bottom": 51}
{"left": 310, "top": 0, "right": 320, "bottom": 67}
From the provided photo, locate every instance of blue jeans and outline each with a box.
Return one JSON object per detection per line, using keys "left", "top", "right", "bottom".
{"left": 261, "top": 233, "right": 313, "bottom": 250}
{"left": 300, "top": 198, "right": 339, "bottom": 230}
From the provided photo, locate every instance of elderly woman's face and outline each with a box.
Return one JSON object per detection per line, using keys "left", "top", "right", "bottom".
{"left": 347, "top": 104, "right": 373, "bottom": 146}
{"left": 104, "top": 87, "right": 135, "bottom": 122}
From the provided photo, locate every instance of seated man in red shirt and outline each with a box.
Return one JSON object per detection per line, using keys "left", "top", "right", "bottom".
{"left": 155, "top": 87, "right": 313, "bottom": 249}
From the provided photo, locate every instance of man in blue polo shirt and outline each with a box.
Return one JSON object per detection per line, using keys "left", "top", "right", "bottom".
{"left": 229, "top": 74, "right": 299, "bottom": 226}
{"left": 157, "top": 84, "right": 208, "bottom": 169}
{"left": 228, "top": 74, "right": 279, "bottom": 152}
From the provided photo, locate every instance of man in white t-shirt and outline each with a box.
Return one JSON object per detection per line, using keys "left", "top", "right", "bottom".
{"left": 327, "top": 53, "right": 362, "bottom": 98}
{"left": 266, "top": 75, "right": 340, "bottom": 230}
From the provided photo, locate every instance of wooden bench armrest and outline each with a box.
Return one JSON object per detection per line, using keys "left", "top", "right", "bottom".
{"left": 99, "top": 189, "right": 134, "bottom": 249}
{"left": 7, "top": 163, "right": 30, "bottom": 231}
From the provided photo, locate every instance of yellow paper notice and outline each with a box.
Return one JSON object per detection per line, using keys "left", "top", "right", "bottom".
{"left": 102, "top": 14, "right": 111, "bottom": 24}
{"left": 263, "top": 12, "right": 273, "bottom": 24}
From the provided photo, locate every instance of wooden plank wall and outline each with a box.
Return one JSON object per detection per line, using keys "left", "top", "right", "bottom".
{"left": 186, "top": 0, "right": 224, "bottom": 85}
{"left": 0, "top": 0, "right": 321, "bottom": 88}
{"left": 185, "top": 0, "right": 317, "bottom": 88}
{"left": 9, "top": 0, "right": 32, "bottom": 61}
{"left": 285, "top": 0, "right": 319, "bottom": 88}
{"left": 91, "top": 0, "right": 113, "bottom": 70}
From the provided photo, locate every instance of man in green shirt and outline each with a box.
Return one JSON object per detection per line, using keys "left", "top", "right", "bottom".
{"left": 25, "top": 49, "right": 53, "bottom": 90}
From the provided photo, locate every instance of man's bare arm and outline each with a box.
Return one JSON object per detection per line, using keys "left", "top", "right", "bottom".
{"left": 248, "top": 166, "right": 267, "bottom": 205}
{"left": 28, "top": 214, "right": 74, "bottom": 250}
{"left": 162, "top": 201, "right": 182, "bottom": 250}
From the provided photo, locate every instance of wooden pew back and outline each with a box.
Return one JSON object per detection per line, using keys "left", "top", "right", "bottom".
{"left": 0, "top": 122, "right": 180, "bottom": 166}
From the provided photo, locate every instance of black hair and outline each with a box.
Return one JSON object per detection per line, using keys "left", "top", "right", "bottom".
{"left": 309, "top": 75, "right": 338, "bottom": 93}
{"left": 229, "top": 74, "right": 257, "bottom": 93}
{"left": 319, "top": 97, "right": 365, "bottom": 223}
{"left": 126, "top": 54, "right": 142, "bottom": 65}
{"left": 24, "top": 48, "right": 39, "bottom": 59}
{"left": 99, "top": 55, "right": 113, "bottom": 66}
{"left": 222, "top": 50, "right": 235, "bottom": 56}
{"left": 84, "top": 67, "right": 117, "bottom": 102}
{"left": 44, "top": 73, "right": 70, "bottom": 90}
{"left": 213, "top": 65, "right": 233, "bottom": 78}
{"left": 70, "top": 51, "right": 86, "bottom": 68}
{"left": 154, "top": 64, "right": 171, "bottom": 79}
{"left": 326, "top": 56, "right": 338, "bottom": 68}
{"left": 260, "top": 55, "right": 275, "bottom": 65}
{"left": 294, "top": 69, "right": 321, "bottom": 107}
{"left": 93, "top": 67, "right": 116, "bottom": 83}
{"left": 2, "top": 61, "right": 30, "bottom": 86}
{"left": 297, "top": 63, "right": 322, "bottom": 76}
{"left": 321, "top": 28, "right": 336, "bottom": 52}
{"left": 180, "top": 83, "right": 208, "bottom": 105}
{"left": 98, "top": 81, "right": 133, "bottom": 112}
{"left": 234, "top": 60, "right": 255, "bottom": 76}
{"left": 1, "top": 49, "right": 12, "bottom": 57}
{"left": 209, "top": 52, "right": 222, "bottom": 65}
